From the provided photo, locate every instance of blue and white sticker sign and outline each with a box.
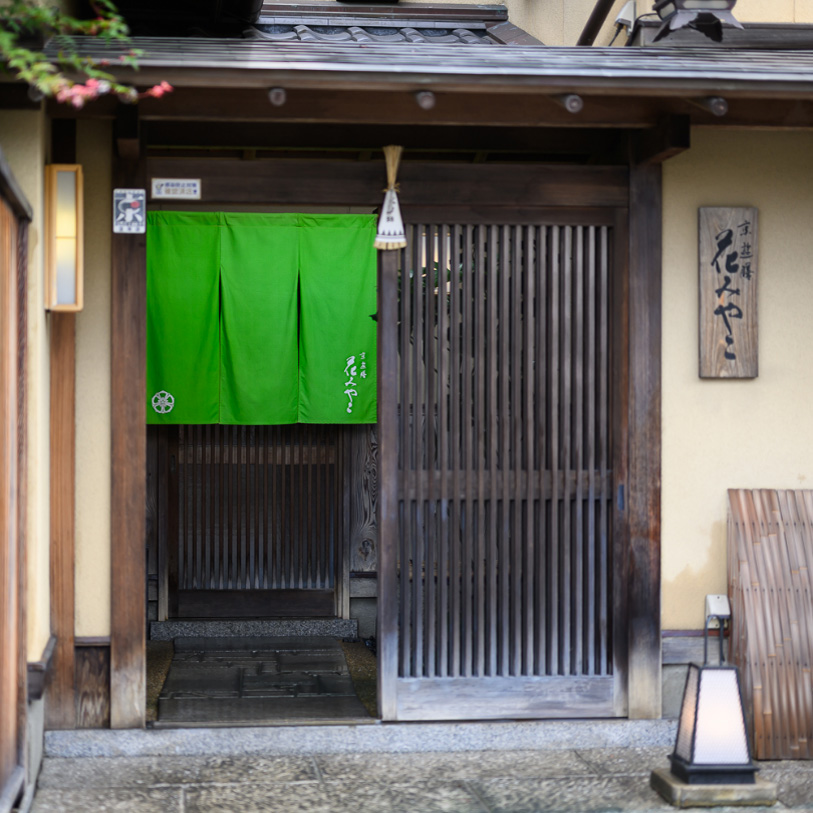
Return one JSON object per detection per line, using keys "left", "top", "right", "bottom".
{"left": 151, "top": 178, "right": 201, "bottom": 200}
{"left": 113, "top": 188, "right": 146, "bottom": 234}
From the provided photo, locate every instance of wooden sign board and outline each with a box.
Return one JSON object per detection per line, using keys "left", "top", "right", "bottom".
{"left": 699, "top": 207, "right": 758, "bottom": 378}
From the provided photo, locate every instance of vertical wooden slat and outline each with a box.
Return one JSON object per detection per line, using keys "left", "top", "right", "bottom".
{"left": 378, "top": 249, "right": 400, "bottom": 719}
{"left": 462, "top": 224, "right": 474, "bottom": 679}
{"left": 511, "top": 226, "right": 523, "bottom": 678}
{"left": 437, "top": 224, "right": 449, "bottom": 678}
{"left": 586, "top": 227, "right": 597, "bottom": 676}
{"left": 271, "top": 426, "right": 279, "bottom": 589}
{"left": 425, "top": 224, "right": 437, "bottom": 678}
{"left": 220, "top": 425, "right": 228, "bottom": 589}
{"left": 596, "top": 227, "right": 610, "bottom": 675}
{"left": 475, "top": 224, "right": 486, "bottom": 679}
{"left": 498, "top": 226, "right": 510, "bottom": 676}
{"left": 413, "top": 227, "right": 424, "bottom": 678}
{"left": 548, "top": 227, "right": 560, "bottom": 675}
{"left": 535, "top": 226, "right": 548, "bottom": 676}
{"left": 487, "top": 224, "right": 498, "bottom": 677}
{"left": 574, "top": 226, "right": 585, "bottom": 675}
{"left": 156, "top": 428, "right": 169, "bottom": 620}
{"left": 398, "top": 230, "right": 412, "bottom": 676}
{"left": 524, "top": 226, "right": 537, "bottom": 676}
{"left": 561, "top": 226, "right": 572, "bottom": 676}
{"left": 449, "top": 224, "right": 462, "bottom": 678}
{"left": 195, "top": 427, "right": 202, "bottom": 589}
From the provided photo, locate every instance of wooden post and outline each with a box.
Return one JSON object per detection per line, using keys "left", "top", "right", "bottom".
{"left": 46, "top": 120, "right": 77, "bottom": 729}
{"left": 110, "top": 107, "right": 146, "bottom": 728}
{"left": 46, "top": 313, "right": 76, "bottom": 729}
{"left": 377, "top": 249, "right": 398, "bottom": 720}
{"left": 626, "top": 162, "right": 663, "bottom": 719}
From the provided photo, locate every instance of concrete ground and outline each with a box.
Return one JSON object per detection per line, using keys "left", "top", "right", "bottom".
{"left": 29, "top": 745, "right": 813, "bottom": 812}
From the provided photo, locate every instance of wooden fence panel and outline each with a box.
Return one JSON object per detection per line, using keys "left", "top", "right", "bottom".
{"left": 729, "top": 488, "right": 813, "bottom": 760}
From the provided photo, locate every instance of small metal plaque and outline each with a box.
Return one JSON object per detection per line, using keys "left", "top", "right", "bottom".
{"left": 151, "top": 178, "right": 201, "bottom": 200}
{"left": 113, "top": 188, "right": 146, "bottom": 234}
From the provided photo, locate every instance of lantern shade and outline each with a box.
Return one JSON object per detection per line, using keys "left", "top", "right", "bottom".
{"left": 670, "top": 663, "right": 757, "bottom": 785}
{"left": 45, "top": 164, "right": 84, "bottom": 311}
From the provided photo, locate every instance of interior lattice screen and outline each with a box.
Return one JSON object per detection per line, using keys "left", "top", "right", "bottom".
{"left": 176, "top": 424, "right": 341, "bottom": 594}
{"left": 396, "top": 222, "right": 614, "bottom": 680}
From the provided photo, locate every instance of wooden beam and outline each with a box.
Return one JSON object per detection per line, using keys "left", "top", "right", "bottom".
{"left": 49, "top": 88, "right": 659, "bottom": 128}
{"left": 110, "top": 110, "right": 146, "bottom": 728}
{"left": 631, "top": 115, "right": 691, "bottom": 166}
{"left": 143, "top": 121, "right": 618, "bottom": 157}
{"left": 626, "top": 161, "right": 663, "bottom": 719}
{"left": 46, "top": 312, "right": 76, "bottom": 729}
{"left": 146, "top": 158, "right": 629, "bottom": 209}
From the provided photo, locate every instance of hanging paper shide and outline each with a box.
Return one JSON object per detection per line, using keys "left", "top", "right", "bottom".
{"left": 375, "top": 145, "right": 407, "bottom": 250}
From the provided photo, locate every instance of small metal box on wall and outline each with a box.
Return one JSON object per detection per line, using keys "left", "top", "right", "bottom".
{"left": 699, "top": 207, "right": 758, "bottom": 378}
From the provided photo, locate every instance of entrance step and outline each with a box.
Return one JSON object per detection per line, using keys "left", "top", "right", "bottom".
{"left": 150, "top": 618, "right": 358, "bottom": 641}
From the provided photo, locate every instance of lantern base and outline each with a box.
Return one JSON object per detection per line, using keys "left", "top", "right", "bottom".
{"left": 651, "top": 768, "right": 777, "bottom": 809}
{"left": 669, "top": 754, "right": 757, "bottom": 785}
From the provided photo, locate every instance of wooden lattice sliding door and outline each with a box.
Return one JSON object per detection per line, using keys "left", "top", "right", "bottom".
{"left": 159, "top": 424, "right": 347, "bottom": 618}
{"left": 379, "top": 211, "right": 627, "bottom": 720}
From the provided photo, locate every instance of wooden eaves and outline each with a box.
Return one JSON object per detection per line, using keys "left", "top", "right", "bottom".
{"left": 28, "top": 37, "right": 813, "bottom": 132}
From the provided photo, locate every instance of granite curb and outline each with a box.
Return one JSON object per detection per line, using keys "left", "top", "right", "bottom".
{"left": 45, "top": 719, "right": 678, "bottom": 759}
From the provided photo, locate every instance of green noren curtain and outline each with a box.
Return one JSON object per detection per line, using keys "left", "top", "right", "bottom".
{"left": 146, "top": 212, "right": 377, "bottom": 425}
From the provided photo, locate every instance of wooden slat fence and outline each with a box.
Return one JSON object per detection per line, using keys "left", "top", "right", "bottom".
{"left": 389, "top": 220, "right": 615, "bottom": 717}
{"left": 728, "top": 489, "right": 813, "bottom": 760}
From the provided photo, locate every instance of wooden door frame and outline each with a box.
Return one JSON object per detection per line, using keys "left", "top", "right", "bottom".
{"left": 376, "top": 162, "right": 665, "bottom": 721}
{"left": 109, "top": 149, "right": 664, "bottom": 727}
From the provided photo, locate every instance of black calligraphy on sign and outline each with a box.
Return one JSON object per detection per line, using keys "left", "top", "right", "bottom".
{"left": 699, "top": 208, "right": 758, "bottom": 378}
{"left": 711, "top": 227, "right": 746, "bottom": 360}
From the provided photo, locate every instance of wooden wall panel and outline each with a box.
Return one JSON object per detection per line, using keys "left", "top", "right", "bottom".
{"left": 349, "top": 425, "right": 377, "bottom": 574}
{"left": 74, "top": 646, "right": 110, "bottom": 729}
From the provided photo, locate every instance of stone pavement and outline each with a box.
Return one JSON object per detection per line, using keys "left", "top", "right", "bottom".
{"left": 29, "top": 746, "right": 813, "bottom": 812}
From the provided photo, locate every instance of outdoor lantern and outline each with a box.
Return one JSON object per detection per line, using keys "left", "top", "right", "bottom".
{"left": 653, "top": 0, "right": 743, "bottom": 42}
{"left": 669, "top": 596, "right": 757, "bottom": 786}
{"left": 45, "top": 164, "right": 83, "bottom": 311}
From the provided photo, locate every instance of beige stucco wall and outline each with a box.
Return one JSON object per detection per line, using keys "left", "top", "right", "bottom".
{"left": 0, "top": 110, "right": 51, "bottom": 661}
{"left": 662, "top": 129, "right": 813, "bottom": 630}
{"left": 74, "top": 120, "right": 112, "bottom": 637}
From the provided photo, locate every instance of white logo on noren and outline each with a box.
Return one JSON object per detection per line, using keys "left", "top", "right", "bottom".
{"left": 152, "top": 391, "right": 175, "bottom": 414}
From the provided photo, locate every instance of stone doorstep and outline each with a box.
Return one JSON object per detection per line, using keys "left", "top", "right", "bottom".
{"left": 651, "top": 767, "right": 779, "bottom": 808}
{"left": 45, "top": 718, "right": 679, "bottom": 759}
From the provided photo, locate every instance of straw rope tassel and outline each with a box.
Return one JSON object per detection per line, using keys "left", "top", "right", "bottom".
{"left": 374, "top": 145, "right": 407, "bottom": 250}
